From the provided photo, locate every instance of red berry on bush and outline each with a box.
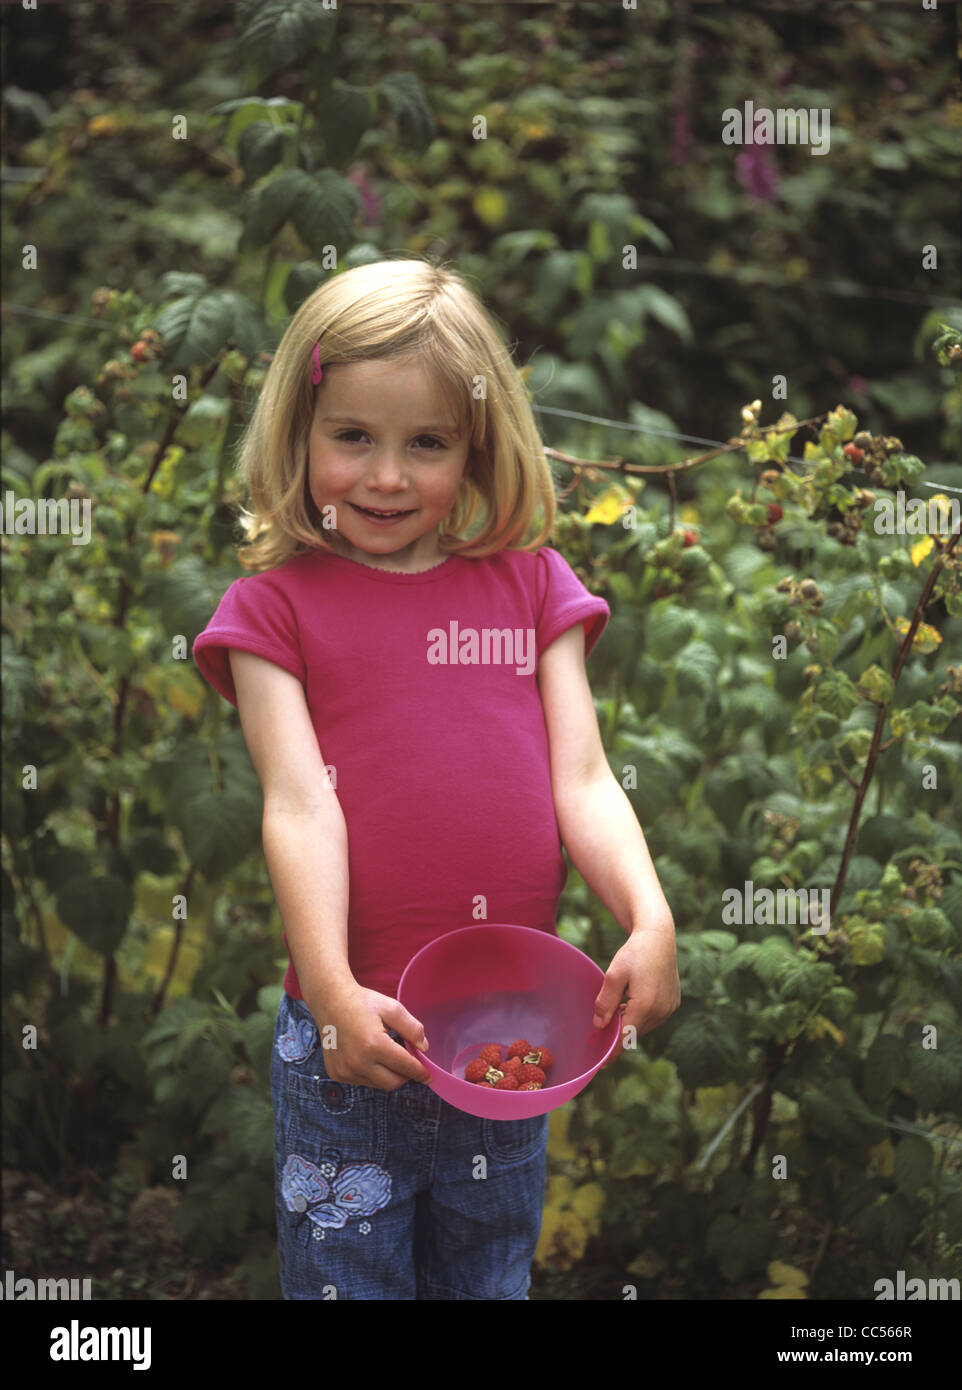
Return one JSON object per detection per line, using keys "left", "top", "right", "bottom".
{"left": 682, "top": 530, "right": 697, "bottom": 548}
{"left": 130, "top": 341, "right": 150, "bottom": 362}
{"left": 842, "top": 443, "right": 864, "bottom": 465}
{"left": 767, "top": 504, "right": 783, "bottom": 524}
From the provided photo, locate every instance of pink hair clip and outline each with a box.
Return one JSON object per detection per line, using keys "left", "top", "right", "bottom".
{"left": 310, "top": 341, "right": 323, "bottom": 386}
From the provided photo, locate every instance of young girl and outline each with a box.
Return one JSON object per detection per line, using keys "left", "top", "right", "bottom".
{"left": 193, "top": 257, "right": 679, "bottom": 1300}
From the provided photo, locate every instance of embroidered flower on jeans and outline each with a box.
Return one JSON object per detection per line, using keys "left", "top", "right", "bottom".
{"left": 331, "top": 1163, "right": 391, "bottom": 1218}
{"left": 277, "top": 1016, "right": 319, "bottom": 1062}
{"left": 320, "top": 1161, "right": 337, "bottom": 1179}
{"left": 281, "top": 1154, "right": 330, "bottom": 1214}
{"left": 359, "top": 1222, "right": 371, "bottom": 1234}
{"left": 282, "top": 1155, "right": 392, "bottom": 1230}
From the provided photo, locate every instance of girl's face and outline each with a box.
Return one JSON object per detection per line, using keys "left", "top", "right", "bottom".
{"left": 308, "top": 359, "right": 471, "bottom": 572}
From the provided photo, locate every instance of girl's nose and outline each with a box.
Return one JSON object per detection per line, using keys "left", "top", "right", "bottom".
{"left": 368, "top": 452, "right": 408, "bottom": 487}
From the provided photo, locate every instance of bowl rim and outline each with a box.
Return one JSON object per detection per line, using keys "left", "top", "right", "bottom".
{"left": 397, "top": 921, "right": 622, "bottom": 1094}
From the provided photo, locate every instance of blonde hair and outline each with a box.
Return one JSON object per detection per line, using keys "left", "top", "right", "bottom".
{"left": 235, "top": 256, "right": 557, "bottom": 570}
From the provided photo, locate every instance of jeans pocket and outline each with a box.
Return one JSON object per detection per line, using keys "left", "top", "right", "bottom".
{"left": 481, "top": 1113, "right": 549, "bottom": 1164}
{"left": 280, "top": 1066, "right": 391, "bottom": 1250}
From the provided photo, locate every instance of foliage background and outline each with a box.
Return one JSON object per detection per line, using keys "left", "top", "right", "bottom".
{"left": 2, "top": 0, "right": 961, "bottom": 1300}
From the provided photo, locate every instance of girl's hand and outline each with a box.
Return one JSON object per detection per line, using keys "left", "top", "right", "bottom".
{"left": 592, "top": 928, "right": 681, "bottom": 1069}
{"left": 306, "top": 983, "right": 433, "bottom": 1091}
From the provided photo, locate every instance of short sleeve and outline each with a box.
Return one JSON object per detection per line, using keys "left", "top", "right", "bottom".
{"left": 535, "top": 546, "right": 610, "bottom": 659}
{"left": 192, "top": 574, "right": 306, "bottom": 707}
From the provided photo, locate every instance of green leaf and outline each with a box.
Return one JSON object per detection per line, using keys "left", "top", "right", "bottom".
{"left": 667, "top": 1010, "right": 741, "bottom": 1087}
{"left": 237, "top": 120, "right": 286, "bottom": 184}
{"left": 812, "top": 669, "right": 860, "bottom": 719}
{"left": 236, "top": 0, "right": 336, "bottom": 74}
{"left": 675, "top": 641, "right": 720, "bottom": 702}
{"left": 646, "top": 605, "right": 696, "bottom": 660}
{"left": 706, "top": 1212, "right": 774, "bottom": 1281}
{"left": 800, "top": 1078, "right": 885, "bottom": 1146}
{"left": 56, "top": 872, "right": 133, "bottom": 955}
{"left": 154, "top": 287, "right": 266, "bottom": 368}
{"left": 907, "top": 1041, "right": 961, "bottom": 1114}
{"left": 376, "top": 71, "right": 435, "bottom": 151}
{"left": 150, "top": 731, "right": 263, "bottom": 879}
{"left": 893, "top": 1135, "right": 934, "bottom": 1196}
{"left": 318, "top": 79, "right": 374, "bottom": 168}
{"left": 638, "top": 285, "right": 693, "bottom": 344}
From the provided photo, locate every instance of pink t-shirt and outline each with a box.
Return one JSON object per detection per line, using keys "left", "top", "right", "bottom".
{"left": 193, "top": 546, "right": 609, "bottom": 1000}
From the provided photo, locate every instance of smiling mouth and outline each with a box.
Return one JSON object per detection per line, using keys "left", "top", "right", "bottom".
{"left": 351, "top": 503, "right": 414, "bottom": 518}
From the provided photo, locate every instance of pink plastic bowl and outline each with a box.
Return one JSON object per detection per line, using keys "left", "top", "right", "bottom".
{"left": 397, "top": 923, "right": 622, "bottom": 1119}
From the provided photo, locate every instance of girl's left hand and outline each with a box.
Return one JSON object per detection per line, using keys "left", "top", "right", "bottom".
{"left": 592, "top": 928, "right": 681, "bottom": 1068}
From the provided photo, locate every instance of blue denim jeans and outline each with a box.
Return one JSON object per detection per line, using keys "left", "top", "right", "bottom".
{"left": 270, "top": 991, "right": 549, "bottom": 1300}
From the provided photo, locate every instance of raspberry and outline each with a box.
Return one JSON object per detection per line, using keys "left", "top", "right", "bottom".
{"left": 502, "top": 1056, "right": 522, "bottom": 1074}
{"left": 519, "top": 1081, "right": 542, "bottom": 1091}
{"left": 767, "top": 504, "right": 783, "bottom": 524}
{"left": 682, "top": 530, "right": 697, "bottom": 547}
{"left": 526, "top": 1046, "right": 554, "bottom": 1072}
{"left": 517, "top": 1064, "right": 546, "bottom": 1086}
{"left": 507, "top": 1039, "right": 531, "bottom": 1060}
{"left": 495, "top": 1074, "right": 519, "bottom": 1090}
{"left": 464, "top": 1058, "right": 488, "bottom": 1083}
{"left": 478, "top": 1044, "right": 503, "bottom": 1066}
{"left": 842, "top": 443, "right": 865, "bottom": 465}
{"left": 477, "top": 1081, "right": 494, "bottom": 1088}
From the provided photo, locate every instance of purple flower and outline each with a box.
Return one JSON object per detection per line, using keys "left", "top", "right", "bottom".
{"left": 736, "top": 145, "right": 779, "bottom": 202}
{"left": 671, "top": 107, "right": 692, "bottom": 166}
{"left": 332, "top": 1163, "right": 392, "bottom": 1218}
{"left": 347, "top": 165, "right": 380, "bottom": 228}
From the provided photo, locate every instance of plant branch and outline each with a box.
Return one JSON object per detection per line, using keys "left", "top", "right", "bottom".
{"left": 830, "top": 526, "right": 961, "bottom": 915}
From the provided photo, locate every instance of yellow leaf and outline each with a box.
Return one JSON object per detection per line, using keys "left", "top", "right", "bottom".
{"left": 472, "top": 187, "right": 508, "bottom": 228}
{"left": 534, "top": 1208, "right": 588, "bottom": 1271}
{"left": 680, "top": 504, "right": 700, "bottom": 525}
{"left": 547, "top": 1107, "right": 577, "bottom": 1160}
{"left": 894, "top": 616, "right": 943, "bottom": 653}
{"left": 868, "top": 1139, "right": 895, "bottom": 1178}
{"left": 570, "top": 1182, "right": 606, "bottom": 1237}
{"left": 167, "top": 670, "right": 205, "bottom": 719}
{"left": 806, "top": 1015, "right": 846, "bottom": 1046}
{"left": 545, "top": 1174, "right": 575, "bottom": 1209}
{"left": 584, "top": 487, "right": 630, "bottom": 526}
{"left": 929, "top": 493, "right": 953, "bottom": 519}
{"left": 627, "top": 1248, "right": 667, "bottom": 1279}
{"left": 767, "top": 1260, "right": 810, "bottom": 1287}
{"left": 88, "top": 115, "right": 119, "bottom": 136}
{"left": 910, "top": 535, "right": 934, "bottom": 566}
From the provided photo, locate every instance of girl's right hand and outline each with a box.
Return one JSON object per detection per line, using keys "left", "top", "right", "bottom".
{"left": 306, "top": 983, "right": 433, "bottom": 1091}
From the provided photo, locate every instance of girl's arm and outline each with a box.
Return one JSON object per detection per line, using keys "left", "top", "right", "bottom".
{"left": 229, "top": 650, "right": 432, "bottom": 1088}
{"left": 230, "top": 650, "right": 355, "bottom": 1011}
{"left": 537, "top": 625, "right": 681, "bottom": 1048}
